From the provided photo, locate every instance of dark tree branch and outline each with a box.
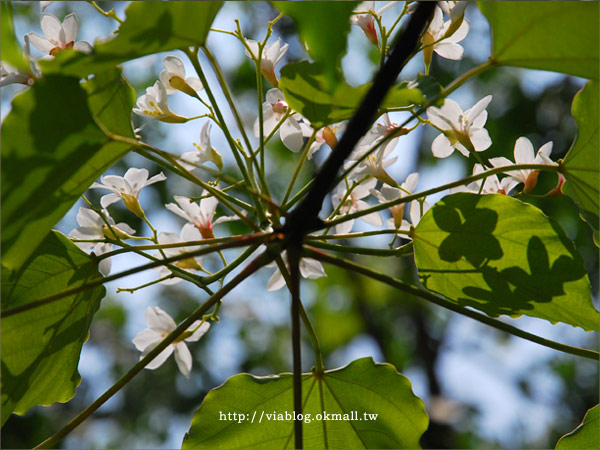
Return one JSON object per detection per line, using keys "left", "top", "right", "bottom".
{"left": 281, "top": 2, "right": 437, "bottom": 241}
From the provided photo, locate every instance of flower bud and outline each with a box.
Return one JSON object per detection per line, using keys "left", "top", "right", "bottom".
{"left": 323, "top": 126, "right": 338, "bottom": 149}
{"left": 548, "top": 174, "right": 565, "bottom": 198}
{"left": 169, "top": 75, "right": 200, "bottom": 98}
{"left": 523, "top": 170, "right": 540, "bottom": 194}
{"left": 121, "top": 193, "right": 145, "bottom": 218}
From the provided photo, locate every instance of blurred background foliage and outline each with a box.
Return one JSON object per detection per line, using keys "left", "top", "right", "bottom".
{"left": 1, "top": 1, "right": 597, "bottom": 449}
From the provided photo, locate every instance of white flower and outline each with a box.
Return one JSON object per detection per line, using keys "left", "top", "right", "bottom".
{"left": 266, "top": 252, "right": 327, "bottom": 291}
{"left": 179, "top": 121, "right": 223, "bottom": 171}
{"left": 489, "top": 137, "right": 556, "bottom": 193}
{"left": 371, "top": 172, "right": 419, "bottom": 230}
{"left": 450, "top": 164, "right": 518, "bottom": 196}
{"left": 254, "top": 88, "right": 306, "bottom": 152}
{"left": 69, "top": 207, "right": 135, "bottom": 276}
{"left": 422, "top": 5, "right": 469, "bottom": 67}
{"left": 350, "top": 1, "right": 378, "bottom": 45}
{"left": 350, "top": 1, "right": 398, "bottom": 46}
{"left": 166, "top": 193, "right": 237, "bottom": 239}
{"left": 159, "top": 56, "right": 203, "bottom": 96}
{"left": 348, "top": 114, "right": 406, "bottom": 185}
{"left": 132, "top": 306, "right": 210, "bottom": 378}
{"left": 155, "top": 224, "right": 204, "bottom": 285}
{"left": 1, "top": 36, "right": 40, "bottom": 87}
{"left": 244, "top": 37, "right": 288, "bottom": 87}
{"left": 90, "top": 168, "right": 166, "bottom": 217}
{"left": 306, "top": 122, "right": 347, "bottom": 159}
{"left": 133, "top": 81, "right": 186, "bottom": 123}
{"left": 331, "top": 178, "right": 383, "bottom": 234}
{"left": 427, "top": 95, "right": 492, "bottom": 158}
{"left": 26, "top": 13, "right": 92, "bottom": 57}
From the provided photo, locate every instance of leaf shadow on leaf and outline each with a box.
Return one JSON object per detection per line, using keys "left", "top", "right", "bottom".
{"left": 1, "top": 233, "right": 104, "bottom": 423}
{"left": 432, "top": 194, "right": 502, "bottom": 267}
{"left": 421, "top": 194, "right": 589, "bottom": 317}
{"left": 131, "top": 10, "right": 173, "bottom": 49}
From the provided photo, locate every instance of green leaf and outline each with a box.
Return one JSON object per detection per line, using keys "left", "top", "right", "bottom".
{"left": 280, "top": 61, "right": 424, "bottom": 128}
{"left": 272, "top": 1, "right": 358, "bottom": 90}
{"left": 182, "top": 357, "right": 428, "bottom": 449}
{"left": 479, "top": 1, "right": 599, "bottom": 80}
{"left": 556, "top": 405, "right": 599, "bottom": 449}
{"left": 42, "top": 2, "right": 223, "bottom": 77}
{"left": 1, "top": 1, "right": 29, "bottom": 73}
{"left": 561, "top": 81, "right": 599, "bottom": 244}
{"left": 413, "top": 193, "right": 598, "bottom": 331}
{"left": 1, "top": 69, "right": 134, "bottom": 271}
{"left": 1, "top": 231, "right": 105, "bottom": 425}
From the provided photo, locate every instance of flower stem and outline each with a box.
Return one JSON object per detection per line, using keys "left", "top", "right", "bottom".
{"left": 34, "top": 249, "right": 276, "bottom": 449}
{"left": 306, "top": 247, "right": 599, "bottom": 361}
{"left": 325, "top": 163, "right": 560, "bottom": 230}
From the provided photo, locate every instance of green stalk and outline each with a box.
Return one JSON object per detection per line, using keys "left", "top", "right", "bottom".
{"left": 2, "top": 233, "right": 270, "bottom": 318}
{"left": 306, "top": 247, "right": 599, "bottom": 361}
{"left": 34, "top": 250, "right": 275, "bottom": 449}
{"left": 325, "top": 163, "right": 561, "bottom": 230}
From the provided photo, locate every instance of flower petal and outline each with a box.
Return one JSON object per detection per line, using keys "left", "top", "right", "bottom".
{"left": 143, "top": 345, "right": 174, "bottom": 370}
{"left": 299, "top": 258, "right": 327, "bottom": 280}
{"left": 62, "top": 13, "right": 79, "bottom": 44}
{"left": 26, "top": 32, "right": 55, "bottom": 53}
{"left": 40, "top": 14, "right": 62, "bottom": 45}
{"left": 186, "top": 321, "right": 211, "bottom": 342}
{"left": 145, "top": 306, "right": 177, "bottom": 333}
{"left": 267, "top": 268, "right": 286, "bottom": 291}
{"left": 132, "top": 329, "right": 162, "bottom": 352}
{"left": 470, "top": 128, "right": 492, "bottom": 152}
{"left": 514, "top": 136, "right": 535, "bottom": 164}
{"left": 73, "top": 40, "right": 93, "bottom": 54}
{"left": 434, "top": 41, "right": 464, "bottom": 60}
{"left": 280, "top": 117, "right": 305, "bottom": 152}
{"left": 174, "top": 342, "right": 193, "bottom": 378}
{"left": 431, "top": 133, "right": 455, "bottom": 158}
{"left": 100, "top": 193, "right": 121, "bottom": 209}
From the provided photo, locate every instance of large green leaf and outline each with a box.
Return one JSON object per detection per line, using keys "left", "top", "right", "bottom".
{"left": 182, "top": 357, "right": 428, "bottom": 449}
{"left": 272, "top": 1, "right": 358, "bottom": 89}
{"left": 280, "top": 61, "right": 425, "bottom": 128}
{"left": 42, "top": 2, "right": 223, "bottom": 77}
{"left": 1, "top": 231, "right": 105, "bottom": 425}
{"left": 413, "top": 193, "right": 598, "bottom": 331}
{"left": 479, "top": 2, "right": 599, "bottom": 80}
{"left": 561, "top": 81, "right": 599, "bottom": 244}
{"left": 1, "top": 1, "right": 28, "bottom": 72}
{"left": 556, "top": 405, "right": 599, "bottom": 449}
{"left": 1, "top": 69, "right": 134, "bottom": 271}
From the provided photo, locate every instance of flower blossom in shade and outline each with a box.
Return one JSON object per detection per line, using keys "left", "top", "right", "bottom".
{"left": 489, "top": 137, "right": 556, "bottom": 193}
{"left": 422, "top": 4, "right": 469, "bottom": 68}
{"left": 371, "top": 172, "right": 419, "bottom": 230}
{"left": 159, "top": 56, "right": 203, "bottom": 96}
{"left": 166, "top": 193, "right": 237, "bottom": 239}
{"left": 254, "top": 88, "right": 306, "bottom": 152}
{"left": 305, "top": 121, "right": 347, "bottom": 159}
{"left": 90, "top": 168, "right": 166, "bottom": 217}
{"left": 69, "top": 207, "right": 135, "bottom": 276}
{"left": 26, "top": 13, "right": 92, "bottom": 57}
{"left": 350, "top": 1, "right": 398, "bottom": 46}
{"left": 132, "top": 306, "right": 210, "bottom": 378}
{"left": 426, "top": 95, "right": 492, "bottom": 158}
{"left": 244, "top": 37, "right": 288, "bottom": 87}
{"left": 1, "top": 36, "right": 40, "bottom": 87}
{"left": 133, "top": 81, "right": 186, "bottom": 123}
{"left": 450, "top": 164, "right": 518, "bottom": 196}
{"left": 155, "top": 223, "right": 204, "bottom": 285}
{"left": 331, "top": 178, "right": 383, "bottom": 234}
{"left": 265, "top": 252, "right": 327, "bottom": 291}
{"left": 179, "top": 121, "right": 223, "bottom": 172}
{"left": 348, "top": 114, "right": 407, "bottom": 185}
